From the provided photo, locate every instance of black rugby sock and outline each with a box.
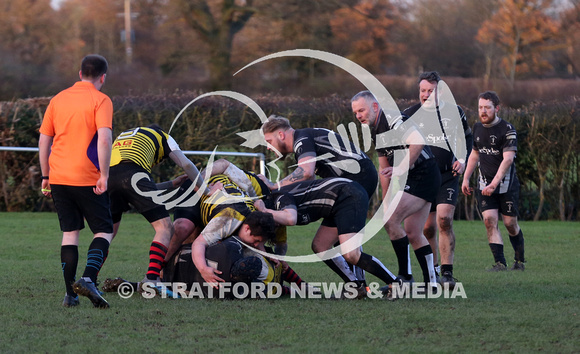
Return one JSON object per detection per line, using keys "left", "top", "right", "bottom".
{"left": 323, "top": 258, "right": 361, "bottom": 286}
{"left": 489, "top": 243, "right": 506, "bottom": 266}
{"left": 61, "top": 245, "right": 78, "bottom": 296}
{"left": 441, "top": 264, "right": 453, "bottom": 274}
{"left": 509, "top": 230, "right": 525, "bottom": 262}
{"left": 82, "top": 237, "right": 110, "bottom": 283}
{"left": 355, "top": 252, "right": 396, "bottom": 284}
{"left": 391, "top": 236, "right": 412, "bottom": 278}
{"left": 414, "top": 245, "right": 436, "bottom": 285}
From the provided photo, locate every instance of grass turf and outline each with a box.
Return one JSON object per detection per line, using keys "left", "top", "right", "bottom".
{"left": 0, "top": 212, "right": 578, "bottom": 353}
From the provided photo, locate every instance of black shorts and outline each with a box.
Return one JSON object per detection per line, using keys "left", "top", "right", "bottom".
{"left": 109, "top": 163, "right": 169, "bottom": 223}
{"left": 430, "top": 170, "right": 459, "bottom": 212}
{"left": 322, "top": 182, "right": 369, "bottom": 235}
{"left": 172, "top": 179, "right": 203, "bottom": 226}
{"left": 173, "top": 204, "right": 203, "bottom": 226}
{"left": 477, "top": 181, "right": 520, "bottom": 217}
{"left": 51, "top": 184, "right": 113, "bottom": 234}
{"left": 404, "top": 159, "right": 441, "bottom": 204}
{"left": 348, "top": 158, "right": 378, "bottom": 199}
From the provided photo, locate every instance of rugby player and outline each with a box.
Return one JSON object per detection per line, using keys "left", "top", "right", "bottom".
{"left": 260, "top": 115, "right": 374, "bottom": 291}
{"left": 403, "top": 71, "right": 473, "bottom": 288}
{"left": 462, "top": 91, "right": 525, "bottom": 271}
{"left": 256, "top": 177, "right": 400, "bottom": 298}
{"left": 351, "top": 91, "right": 440, "bottom": 288}
{"left": 107, "top": 124, "right": 213, "bottom": 292}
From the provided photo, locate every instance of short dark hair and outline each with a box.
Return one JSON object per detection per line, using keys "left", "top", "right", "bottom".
{"left": 243, "top": 211, "right": 276, "bottom": 242}
{"left": 478, "top": 91, "right": 500, "bottom": 107}
{"left": 418, "top": 71, "right": 441, "bottom": 84}
{"left": 81, "top": 54, "right": 108, "bottom": 79}
{"left": 262, "top": 115, "right": 292, "bottom": 134}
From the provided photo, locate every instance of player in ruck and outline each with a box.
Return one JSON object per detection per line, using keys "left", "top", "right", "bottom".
{"left": 462, "top": 91, "right": 525, "bottom": 271}
{"left": 108, "top": 124, "right": 212, "bottom": 294}
{"left": 260, "top": 115, "right": 376, "bottom": 291}
{"left": 403, "top": 71, "right": 473, "bottom": 288}
{"left": 256, "top": 177, "right": 400, "bottom": 299}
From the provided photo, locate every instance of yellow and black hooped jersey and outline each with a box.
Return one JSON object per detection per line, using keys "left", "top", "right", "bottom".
{"left": 245, "top": 170, "right": 270, "bottom": 198}
{"left": 110, "top": 126, "right": 179, "bottom": 172}
{"left": 200, "top": 174, "right": 256, "bottom": 226}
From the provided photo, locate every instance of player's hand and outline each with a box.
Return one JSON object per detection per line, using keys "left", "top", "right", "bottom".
{"left": 280, "top": 260, "right": 289, "bottom": 271}
{"left": 482, "top": 184, "right": 496, "bottom": 196}
{"left": 257, "top": 174, "right": 275, "bottom": 189}
{"left": 94, "top": 176, "right": 108, "bottom": 195}
{"left": 172, "top": 174, "right": 188, "bottom": 188}
{"left": 380, "top": 166, "right": 404, "bottom": 178}
{"left": 452, "top": 160, "right": 465, "bottom": 176}
{"left": 254, "top": 199, "right": 266, "bottom": 212}
{"left": 199, "top": 266, "right": 224, "bottom": 288}
{"left": 461, "top": 181, "right": 472, "bottom": 196}
{"left": 207, "top": 182, "right": 224, "bottom": 196}
{"left": 41, "top": 179, "right": 52, "bottom": 198}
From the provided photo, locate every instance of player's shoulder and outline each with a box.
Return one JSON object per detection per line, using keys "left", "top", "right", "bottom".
{"left": 402, "top": 103, "right": 421, "bottom": 116}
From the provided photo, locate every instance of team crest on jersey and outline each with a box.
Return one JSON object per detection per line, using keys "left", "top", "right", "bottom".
{"left": 489, "top": 135, "right": 498, "bottom": 145}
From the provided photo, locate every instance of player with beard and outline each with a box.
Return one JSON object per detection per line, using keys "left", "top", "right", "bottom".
{"left": 261, "top": 115, "right": 376, "bottom": 291}
{"left": 462, "top": 91, "right": 525, "bottom": 272}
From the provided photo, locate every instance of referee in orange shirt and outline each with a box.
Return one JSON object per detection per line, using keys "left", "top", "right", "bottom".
{"left": 39, "top": 54, "right": 113, "bottom": 309}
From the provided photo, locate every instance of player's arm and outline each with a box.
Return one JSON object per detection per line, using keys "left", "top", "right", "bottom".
{"left": 156, "top": 175, "right": 188, "bottom": 190}
{"left": 254, "top": 199, "right": 298, "bottom": 226}
{"left": 94, "top": 127, "right": 112, "bottom": 195}
{"left": 276, "top": 156, "right": 316, "bottom": 189}
{"left": 191, "top": 236, "right": 223, "bottom": 287}
{"left": 482, "top": 150, "right": 516, "bottom": 196}
{"left": 454, "top": 108, "right": 473, "bottom": 175}
{"left": 378, "top": 155, "right": 391, "bottom": 199}
{"left": 169, "top": 149, "right": 211, "bottom": 195}
{"left": 462, "top": 149, "right": 479, "bottom": 196}
{"left": 404, "top": 128, "right": 426, "bottom": 167}
{"left": 38, "top": 133, "right": 53, "bottom": 196}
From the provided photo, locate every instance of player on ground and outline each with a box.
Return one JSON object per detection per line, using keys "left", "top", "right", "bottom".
{"left": 462, "top": 91, "right": 525, "bottom": 271}
{"left": 403, "top": 71, "right": 473, "bottom": 288}
{"left": 351, "top": 91, "right": 440, "bottom": 289}
{"left": 39, "top": 54, "right": 114, "bottom": 308}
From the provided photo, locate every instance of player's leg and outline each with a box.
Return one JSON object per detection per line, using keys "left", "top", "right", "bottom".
{"left": 423, "top": 210, "right": 439, "bottom": 274}
{"left": 166, "top": 204, "right": 201, "bottom": 262}
{"left": 437, "top": 172, "right": 460, "bottom": 285}
{"left": 338, "top": 232, "right": 397, "bottom": 286}
{"left": 146, "top": 216, "right": 174, "bottom": 281}
{"left": 500, "top": 187, "right": 525, "bottom": 271}
{"left": 76, "top": 187, "right": 114, "bottom": 308}
{"left": 437, "top": 203, "right": 457, "bottom": 287}
{"left": 61, "top": 231, "right": 80, "bottom": 307}
{"left": 312, "top": 225, "right": 361, "bottom": 285}
{"left": 482, "top": 208, "right": 507, "bottom": 271}
{"left": 400, "top": 196, "right": 437, "bottom": 287}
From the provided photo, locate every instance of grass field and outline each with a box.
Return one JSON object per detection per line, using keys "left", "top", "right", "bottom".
{"left": 0, "top": 212, "right": 578, "bottom": 353}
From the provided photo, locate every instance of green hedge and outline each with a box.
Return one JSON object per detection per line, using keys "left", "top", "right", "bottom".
{"left": 1, "top": 92, "right": 578, "bottom": 220}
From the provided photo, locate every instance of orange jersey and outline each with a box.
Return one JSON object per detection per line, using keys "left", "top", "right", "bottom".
{"left": 39, "top": 81, "right": 113, "bottom": 186}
